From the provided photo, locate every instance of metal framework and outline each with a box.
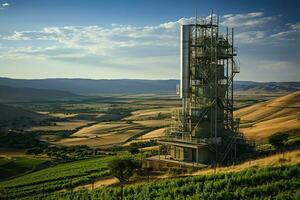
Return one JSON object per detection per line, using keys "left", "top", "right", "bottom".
{"left": 158, "top": 11, "right": 240, "bottom": 165}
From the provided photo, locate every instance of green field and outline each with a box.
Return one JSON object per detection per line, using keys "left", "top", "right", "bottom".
{"left": 44, "top": 164, "right": 300, "bottom": 200}
{"left": 0, "top": 155, "right": 119, "bottom": 199}
{"left": 1, "top": 94, "right": 299, "bottom": 199}
{"left": 0, "top": 157, "right": 47, "bottom": 180}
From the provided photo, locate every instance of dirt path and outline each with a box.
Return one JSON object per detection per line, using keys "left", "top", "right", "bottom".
{"left": 75, "top": 177, "right": 119, "bottom": 190}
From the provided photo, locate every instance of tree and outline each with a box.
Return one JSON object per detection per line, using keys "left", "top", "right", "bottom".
{"left": 108, "top": 157, "right": 141, "bottom": 200}
{"left": 128, "top": 146, "right": 139, "bottom": 154}
{"left": 108, "top": 157, "right": 140, "bottom": 181}
{"left": 269, "top": 133, "right": 289, "bottom": 149}
{"left": 157, "top": 112, "right": 162, "bottom": 119}
{"left": 269, "top": 133, "right": 289, "bottom": 158}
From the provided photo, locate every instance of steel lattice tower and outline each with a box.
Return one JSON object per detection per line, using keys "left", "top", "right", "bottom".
{"left": 158, "top": 11, "right": 240, "bottom": 164}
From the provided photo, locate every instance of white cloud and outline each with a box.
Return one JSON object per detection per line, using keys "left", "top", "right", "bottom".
{"left": 238, "top": 57, "right": 300, "bottom": 82}
{"left": 0, "top": 2, "right": 9, "bottom": 10}
{"left": 256, "top": 60, "right": 297, "bottom": 70}
{"left": 290, "top": 23, "right": 300, "bottom": 31}
{"left": 0, "top": 12, "right": 299, "bottom": 81}
{"left": 3, "top": 31, "right": 29, "bottom": 40}
{"left": 235, "top": 31, "right": 265, "bottom": 43}
{"left": 0, "top": 18, "right": 196, "bottom": 69}
{"left": 1, "top": 17, "right": 196, "bottom": 58}
{"left": 159, "top": 17, "right": 194, "bottom": 29}
{"left": 2, "top": 2, "right": 9, "bottom": 7}
{"left": 222, "top": 12, "right": 276, "bottom": 27}
{"left": 270, "top": 22, "right": 300, "bottom": 41}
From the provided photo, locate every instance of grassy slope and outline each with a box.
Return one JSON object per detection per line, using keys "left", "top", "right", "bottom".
{"left": 193, "top": 149, "right": 300, "bottom": 175}
{"left": 0, "top": 104, "right": 45, "bottom": 122}
{"left": 46, "top": 164, "right": 300, "bottom": 200}
{"left": 1, "top": 150, "right": 299, "bottom": 199}
{"left": 0, "top": 157, "right": 47, "bottom": 179}
{"left": 0, "top": 155, "right": 116, "bottom": 199}
{"left": 234, "top": 90, "right": 300, "bottom": 141}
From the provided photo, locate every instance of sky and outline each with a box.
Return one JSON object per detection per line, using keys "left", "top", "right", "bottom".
{"left": 0, "top": 0, "right": 299, "bottom": 82}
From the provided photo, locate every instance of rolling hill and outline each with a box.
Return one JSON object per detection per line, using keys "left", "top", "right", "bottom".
{"left": 234, "top": 81, "right": 300, "bottom": 93}
{"left": 0, "top": 85, "right": 81, "bottom": 101}
{"left": 0, "top": 77, "right": 179, "bottom": 95}
{"left": 0, "top": 103, "right": 45, "bottom": 122}
{"left": 234, "top": 90, "right": 300, "bottom": 141}
{"left": 0, "top": 77, "right": 299, "bottom": 95}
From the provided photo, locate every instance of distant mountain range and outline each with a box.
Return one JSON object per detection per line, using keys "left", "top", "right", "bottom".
{"left": 0, "top": 77, "right": 299, "bottom": 97}
{"left": 0, "top": 85, "right": 81, "bottom": 101}
{"left": 234, "top": 81, "right": 300, "bottom": 93}
{"left": 0, "top": 78, "right": 178, "bottom": 95}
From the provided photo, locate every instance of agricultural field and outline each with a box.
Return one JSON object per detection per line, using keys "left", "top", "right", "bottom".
{"left": 0, "top": 155, "right": 118, "bottom": 199}
{"left": 47, "top": 96, "right": 175, "bottom": 148}
{"left": 29, "top": 120, "right": 91, "bottom": 132}
{"left": 0, "top": 156, "right": 49, "bottom": 180}
{"left": 41, "top": 164, "right": 300, "bottom": 200}
{"left": 0, "top": 149, "right": 299, "bottom": 199}
{"left": 6, "top": 90, "right": 273, "bottom": 150}
{"left": 0, "top": 92, "right": 299, "bottom": 199}
{"left": 1, "top": 0, "right": 300, "bottom": 198}
{"left": 1, "top": 93, "right": 273, "bottom": 150}
{"left": 235, "top": 91, "right": 300, "bottom": 141}
{"left": 2, "top": 95, "right": 178, "bottom": 147}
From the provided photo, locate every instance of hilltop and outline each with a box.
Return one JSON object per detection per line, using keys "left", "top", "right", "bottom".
{"left": 234, "top": 90, "right": 300, "bottom": 141}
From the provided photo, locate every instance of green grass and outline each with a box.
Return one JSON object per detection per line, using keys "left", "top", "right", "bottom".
{"left": 255, "top": 143, "right": 275, "bottom": 152}
{"left": 0, "top": 157, "right": 47, "bottom": 180}
{"left": 0, "top": 155, "right": 116, "bottom": 199}
{"left": 285, "top": 135, "right": 300, "bottom": 147}
{"left": 46, "top": 164, "right": 300, "bottom": 200}
{"left": 14, "top": 157, "right": 46, "bottom": 166}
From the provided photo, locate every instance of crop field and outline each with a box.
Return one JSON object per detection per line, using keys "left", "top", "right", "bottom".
{"left": 56, "top": 130, "right": 141, "bottom": 148}
{"left": 1, "top": 1, "right": 299, "bottom": 199}
{"left": 125, "top": 108, "right": 172, "bottom": 121}
{"left": 2, "top": 93, "right": 275, "bottom": 149}
{"left": 43, "top": 164, "right": 300, "bottom": 200}
{"left": 1, "top": 149, "right": 299, "bottom": 199}
{"left": 235, "top": 91, "right": 300, "bottom": 141}
{"left": 2, "top": 95, "right": 177, "bottom": 149}
{"left": 29, "top": 120, "right": 91, "bottom": 131}
{"left": 37, "top": 112, "right": 79, "bottom": 119}
{"left": 0, "top": 155, "right": 117, "bottom": 199}
{"left": 1, "top": 92, "right": 299, "bottom": 199}
{"left": 138, "top": 128, "right": 166, "bottom": 140}
{"left": 193, "top": 149, "right": 300, "bottom": 175}
{"left": 0, "top": 157, "right": 48, "bottom": 180}
{"left": 41, "top": 97, "right": 176, "bottom": 148}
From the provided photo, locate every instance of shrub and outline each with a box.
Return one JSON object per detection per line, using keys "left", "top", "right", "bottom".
{"left": 128, "top": 146, "right": 140, "bottom": 154}
{"left": 108, "top": 157, "right": 141, "bottom": 181}
{"left": 269, "top": 133, "right": 289, "bottom": 149}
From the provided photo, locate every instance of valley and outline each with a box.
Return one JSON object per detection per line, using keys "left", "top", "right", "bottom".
{"left": 0, "top": 90, "right": 299, "bottom": 199}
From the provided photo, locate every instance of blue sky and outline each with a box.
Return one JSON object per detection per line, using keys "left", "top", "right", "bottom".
{"left": 0, "top": 0, "right": 299, "bottom": 81}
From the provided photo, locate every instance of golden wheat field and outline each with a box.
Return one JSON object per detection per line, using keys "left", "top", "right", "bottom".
{"left": 235, "top": 91, "right": 300, "bottom": 141}
{"left": 193, "top": 149, "right": 300, "bottom": 175}
{"left": 29, "top": 120, "right": 91, "bottom": 131}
